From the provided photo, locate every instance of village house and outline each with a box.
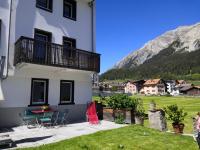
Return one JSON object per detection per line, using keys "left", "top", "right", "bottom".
{"left": 124, "top": 80, "right": 145, "bottom": 95}
{"left": 140, "top": 79, "right": 166, "bottom": 95}
{"left": 0, "top": 0, "right": 100, "bottom": 127}
{"left": 180, "top": 86, "right": 200, "bottom": 96}
{"left": 165, "top": 80, "right": 179, "bottom": 95}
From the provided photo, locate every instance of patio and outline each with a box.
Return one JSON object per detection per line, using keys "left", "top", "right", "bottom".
{"left": 0, "top": 121, "right": 126, "bottom": 149}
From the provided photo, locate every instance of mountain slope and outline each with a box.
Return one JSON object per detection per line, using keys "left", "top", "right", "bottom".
{"left": 100, "top": 42, "right": 200, "bottom": 80}
{"left": 114, "top": 22, "right": 200, "bottom": 69}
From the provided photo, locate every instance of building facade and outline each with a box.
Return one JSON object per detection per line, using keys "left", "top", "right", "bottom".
{"left": 0, "top": 0, "right": 100, "bottom": 127}
{"left": 124, "top": 80, "right": 145, "bottom": 95}
{"left": 140, "top": 79, "right": 166, "bottom": 95}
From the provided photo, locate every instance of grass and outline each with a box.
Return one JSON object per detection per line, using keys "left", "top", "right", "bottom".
{"left": 132, "top": 95, "right": 200, "bottom": 134}
{"left": 20, "top": 125, "right": 197, "bottom": 150}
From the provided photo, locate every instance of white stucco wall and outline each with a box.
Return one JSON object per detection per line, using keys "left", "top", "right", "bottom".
{"left": 0, "top": 0, "right": 94, "bottom": 72}
{"left": 0, "top": 0, "right": 95, "bottom": 107}
{"left": 0, "top": 66, "right": 92, "bottom": 107}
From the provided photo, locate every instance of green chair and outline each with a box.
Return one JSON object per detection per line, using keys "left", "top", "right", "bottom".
{"left": 39, "top": 112, "right": 54, "bottom": 127}
{"left": 19, "top": 110, "right": 38, "bottom": 128}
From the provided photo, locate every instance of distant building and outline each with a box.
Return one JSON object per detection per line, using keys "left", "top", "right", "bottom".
{"left": 124, "top": 80, "right": 145, "bottom": 94}
{"left": 140, "top": 79, "right": 166, "bottom": 95}
{"left": 99, "top": 82, "right": 125, "bottom": 92}
{"left": 175, "top": 84, "right": 193, "bottom": 95}
{"left": 180, "top": 86, "right": 200, "bottom": 96}
{"left": 165, "top": 80, "right": 179, "bottom": 95}
{"left": 108, "top": 82, "right": 125, "bottom": 92}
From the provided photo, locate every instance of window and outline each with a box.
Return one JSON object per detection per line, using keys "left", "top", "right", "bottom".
{"left": 62, "top": 37, "right": 76, "bottom": 65}
{"left": 36, "top": 0, "right": 53, "bottom": 12}
{"left": 60, "top": 80, "right": 74, "bottom": 104}
{"left": 34, "top": 29, "right": 52, "bottom": 63}
{"left": 63, "top": 0, "right": 76, "bottom": 20}
{"left": 30, "top": 78, "right": 49, "bottom": 106}
{"left": 0, "top": 19, "right": 1, "bottom": 44}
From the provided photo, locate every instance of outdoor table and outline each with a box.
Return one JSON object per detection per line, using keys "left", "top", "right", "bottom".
{"left": 31, "top": 109, "right": 54, "bottom": 114}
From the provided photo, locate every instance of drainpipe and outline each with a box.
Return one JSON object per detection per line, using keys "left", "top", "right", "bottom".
{"left": 2, "top": 0, "right": 13, "bottom": 80}
{"left": 89, "top": 0, "right": 95, "bottom": 53}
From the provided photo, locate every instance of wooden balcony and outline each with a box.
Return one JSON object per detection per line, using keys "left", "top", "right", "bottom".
{"left": 14, "top": 36, "right": 100, "bottom": 73}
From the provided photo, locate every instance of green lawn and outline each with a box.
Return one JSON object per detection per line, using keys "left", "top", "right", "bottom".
{"left": 131, "top": 95, "right": 200, "bottom": 134}
{"left": 20, "top": 125, "right": 197, "bottom": 150}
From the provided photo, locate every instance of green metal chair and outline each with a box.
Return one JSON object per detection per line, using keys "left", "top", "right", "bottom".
{"left": 19, "top": 110, "right": 38, "bottom": 128}
{"left": 39, "top": 112, "right": 54, "bottom": 127}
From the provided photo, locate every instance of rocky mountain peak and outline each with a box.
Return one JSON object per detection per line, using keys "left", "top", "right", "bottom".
{"left": 114, "top": 22, "right": 200, "bottom": 69}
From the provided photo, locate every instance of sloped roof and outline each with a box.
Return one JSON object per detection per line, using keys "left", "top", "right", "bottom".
{"left": 177, "top": 80, "right": 186, "bottom": 84}
{"left": 144, "top": 79, "right": 161, "bottom": 85}
{"left": 180, "top": 85, "right": 193, "bottom": 92}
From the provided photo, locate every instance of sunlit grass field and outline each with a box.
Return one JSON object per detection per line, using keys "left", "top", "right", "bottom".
{"left": 21, "top": 125, "right": 197, "bottom": 150}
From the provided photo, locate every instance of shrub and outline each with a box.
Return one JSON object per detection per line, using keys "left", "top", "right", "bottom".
{"left": 106, "top": 94, "right": 137, "bottom": 110}
{"left": 115, "top": 113, "right": 125, "bottom": 124}
{"left": 135, "top": 99, "right": 145, "bottom": 117}
{"left": 164, "top": 104, "right": 187, "bottom": 124}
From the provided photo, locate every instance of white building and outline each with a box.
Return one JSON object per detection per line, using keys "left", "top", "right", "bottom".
{"left": 0, "top": 0, "right": 100, "bottom": 127}
{"left": 165, "top": 80, "right": 179, "bottom": 96}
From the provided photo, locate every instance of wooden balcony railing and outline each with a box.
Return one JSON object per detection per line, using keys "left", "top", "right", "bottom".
{"left": 14, "top": 36, "right": 100, "bottom": 73}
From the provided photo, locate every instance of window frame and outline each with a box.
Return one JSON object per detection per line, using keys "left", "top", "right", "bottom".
{"left": 0, "top": 19, "right": 1, "bottom": 45}
{"left": 36, "top": 0, "right": 53, "bottom": 13}
{"left": 63, "top": 37, "right": 76, "bottom": 48}
{"left": 59, "top": 80, "right": 75, "bottom": 105}
{"left": 30, "top": 78, "right": 49, "bottom": 106}
{"left": 63, "top": 0, "right": 77, "bottom": 21}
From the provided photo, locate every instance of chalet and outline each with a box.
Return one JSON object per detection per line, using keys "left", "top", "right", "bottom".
{"left": 124, "top": 80, "right": 145, "bottom": 95}
{"left": 140, "top": 79, "right": 166, "bottom": 95}
{"left": 180, "top": 86, "right": 200, "bottom": 96}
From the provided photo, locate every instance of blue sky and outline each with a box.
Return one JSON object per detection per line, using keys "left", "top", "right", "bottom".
{"left": 96, "top": 0, "right": 200, "bottom": 74}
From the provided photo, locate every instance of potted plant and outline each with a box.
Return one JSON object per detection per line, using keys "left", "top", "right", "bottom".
{"left": 164, "top": 104, "right": 187, "bottom": 134}
{"left": 135, "top": 99, "right": 145, "bottom": 125}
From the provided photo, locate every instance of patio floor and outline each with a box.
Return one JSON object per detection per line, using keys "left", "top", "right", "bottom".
{"left": 1, "top": 121, "right": 126, "bottom": 149}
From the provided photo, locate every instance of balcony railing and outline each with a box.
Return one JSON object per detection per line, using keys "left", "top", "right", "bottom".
{"left": 14, "top": 36, "right": 100, "bottom": 73}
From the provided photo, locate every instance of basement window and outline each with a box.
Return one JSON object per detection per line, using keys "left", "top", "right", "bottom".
{"left": 63, "top": 0, "right": 77, "bottom": 21}
{"left": 36, "top": 0, "right": 53, "bottom": 12}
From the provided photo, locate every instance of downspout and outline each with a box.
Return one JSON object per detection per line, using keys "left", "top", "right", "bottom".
{"left": 89, "top": 0, "right": 95, "bottom": 53}
{"left": 2, "top": 0, "right": 13, "bottom": 80}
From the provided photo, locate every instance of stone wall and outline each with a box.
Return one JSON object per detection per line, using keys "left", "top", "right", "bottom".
{"left": 148, "top": 109, "right": 167, "bottom": 131}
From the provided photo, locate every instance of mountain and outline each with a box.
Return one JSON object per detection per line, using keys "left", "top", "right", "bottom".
{"left": 114, "top": 22, "right": 200, "bottom": 69}
{"left": 101, "top": 23, "right": 200, "bottom": 81}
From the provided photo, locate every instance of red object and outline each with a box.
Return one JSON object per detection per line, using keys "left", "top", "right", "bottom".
{"left": 31, "top": 109, "right": 53, "bottom": 114}
{"left": 86, "top": 102, "right": 99, "bottom": 125}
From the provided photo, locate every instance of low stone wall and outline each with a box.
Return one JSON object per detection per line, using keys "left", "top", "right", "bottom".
{"left": 103, "top": 108, "right": 135, "bottom": 124}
